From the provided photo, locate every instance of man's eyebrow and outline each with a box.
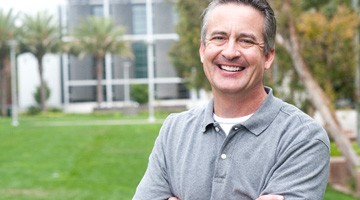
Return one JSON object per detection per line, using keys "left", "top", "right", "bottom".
{"left": 209, "top": 31, "right": 228, "bottom": 36}
{"left": 209, "top": 31, "right": 259, "bottom": 40}
{"left": 239, "top": 33, "right": 258, "bottom": 40}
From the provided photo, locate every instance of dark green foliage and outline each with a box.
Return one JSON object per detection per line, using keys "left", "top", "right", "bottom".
{"left": 34, "top": 82, "right": 51, "bottom": 106}
{"left": 273, "top": 0, "right": 358, "bottom": 108}
{"left": 131, "top": 84, "right": 148, "bottom": 104}
{"left": 169, "top": 0, "right": 211, "bottom": 91}
{"left": 26, "top": 105, "right": 42, "bottom": 115}
{"left": 296, "top": 5, "right": 358, "bottom": 105}
{"left": 301, "top": 0, "right": 352, "bottom": 18}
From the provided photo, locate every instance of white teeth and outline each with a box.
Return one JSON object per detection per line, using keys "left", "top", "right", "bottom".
{"left": 220, "top": 65, "right": 244, "bottom": 72}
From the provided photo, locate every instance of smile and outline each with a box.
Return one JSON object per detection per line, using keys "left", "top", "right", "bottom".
{"left": 220, "top": 65, "right": 245, "bottom": 72}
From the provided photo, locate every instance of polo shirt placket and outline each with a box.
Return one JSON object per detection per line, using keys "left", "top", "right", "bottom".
{"left": 212, "top": 124, "right": 244, "bottom": 194}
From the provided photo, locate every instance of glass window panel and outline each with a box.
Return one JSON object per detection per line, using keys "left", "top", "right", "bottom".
{"left": 132, "top": 4, "right": 147, "bottom": 34}
{"left": 133, "top": 42, "right": 148, "bottom": 78}
{"left": 91, "top": 5, "right": 103, "bottom": 16}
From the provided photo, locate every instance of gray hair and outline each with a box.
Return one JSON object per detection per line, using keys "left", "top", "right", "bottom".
{"left": 201, "top": 0, "right": 276, "bottom": 54}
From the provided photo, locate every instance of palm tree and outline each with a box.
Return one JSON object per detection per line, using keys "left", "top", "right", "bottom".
{"left": 68, "top": 16, "right": 132, "bottom": 108}
{"left": 0, "top": 9, "right": 18, "bottom": 116}
{"left": 19, "top": 12, "right": 62, "bottom": 112}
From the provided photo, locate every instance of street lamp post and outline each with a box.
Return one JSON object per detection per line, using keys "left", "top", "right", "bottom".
{"left": 8, "top": 40, "right": 18, "bottom": 127}
{"left": 146, "top": 0, "right": 155, "bottom": 122}
{"left": 124, "top": 61, "right": 131, "bottom": 105}
{"left": 104, "top": 0, "right": 113, "bottom": 108}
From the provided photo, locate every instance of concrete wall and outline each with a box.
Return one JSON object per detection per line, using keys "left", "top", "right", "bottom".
{"left": 18, "top": 53, "right": 62, "bottom": 111}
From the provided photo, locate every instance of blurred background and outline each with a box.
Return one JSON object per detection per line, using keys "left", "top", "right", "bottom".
{"left": 0, "top": 0, "right": 360, "bottom": 199}
{"left": 0, "top": 0, "right": 193, "bottom": 116}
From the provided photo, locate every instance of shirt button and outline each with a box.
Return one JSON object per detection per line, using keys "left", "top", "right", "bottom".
{"left": 234, "top": 127, "right": 239, "bottom": 130}
{"left": 215, "top": 127, "right": 220, "bottom": 132}
{"left": 221, "top": 154, "right": 227, "bottom": 160}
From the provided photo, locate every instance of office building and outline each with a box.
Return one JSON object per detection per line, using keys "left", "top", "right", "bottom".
{"left": 62, "top": 0, "right": 190, "bottom": 110}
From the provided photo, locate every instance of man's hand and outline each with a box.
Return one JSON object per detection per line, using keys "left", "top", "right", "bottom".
{"left": 256, "top": 195, "right": 284, "bottom": 200}
{"left": 168, "top": 197, "right": 179, "bottom": 200}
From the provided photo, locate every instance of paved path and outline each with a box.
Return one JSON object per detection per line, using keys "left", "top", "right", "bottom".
{"left": 31, "top": 119, "right": 165, "bottom": 127}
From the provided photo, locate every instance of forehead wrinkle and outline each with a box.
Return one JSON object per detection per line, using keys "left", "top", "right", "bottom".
{"left": 209, "top": 30, "right": 260, "bottom": 42}
{"left": 209, "top": 5, "right": 264, "bottom": 36}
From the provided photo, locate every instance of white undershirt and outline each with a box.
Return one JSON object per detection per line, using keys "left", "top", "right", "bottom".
{"left": 213, "top": 113, "right": 253, "bottom": 136}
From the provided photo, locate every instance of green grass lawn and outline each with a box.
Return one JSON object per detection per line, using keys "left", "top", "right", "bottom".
{"left": 0, "top": 114, "right": 160, "bottom": 199}
{"left": 0, "top": 113, "right": 359, "bottom": 199}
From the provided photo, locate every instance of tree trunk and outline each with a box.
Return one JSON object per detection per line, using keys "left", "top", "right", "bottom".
{"left": 37, "top": 57, "right": 46, "bottom": 112}
{"left": 278, "top": 0, "right": 359, "bottom": 176}
{"left": 0, "top": 58, "right": 10, "bottom": 116}
{"left": 0, "top": 68, "right": 6, "bottom": 116}
{"left": 95, "top": 57, "right": 103, "bottom": 108}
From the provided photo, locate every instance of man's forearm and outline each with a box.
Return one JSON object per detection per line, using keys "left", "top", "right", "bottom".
{"left": 168, "top": 195, "right": 285, "bottom": 200}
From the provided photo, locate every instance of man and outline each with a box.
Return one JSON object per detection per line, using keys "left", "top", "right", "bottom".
{"left": 133, "top": 0, "right": 330, "bottom": 199}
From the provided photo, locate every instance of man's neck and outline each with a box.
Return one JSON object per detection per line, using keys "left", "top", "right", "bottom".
{"left": 213, "top": 87, "right": 267, "bottom": 118}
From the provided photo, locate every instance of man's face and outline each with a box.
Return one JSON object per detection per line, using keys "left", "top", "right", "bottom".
{"left": 199, "top": 3, "right": 274, "bottom": 96}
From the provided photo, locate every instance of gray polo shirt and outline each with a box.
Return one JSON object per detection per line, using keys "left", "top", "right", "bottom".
{"left": 133, "top": 88, "right": 330, "bottom": 200}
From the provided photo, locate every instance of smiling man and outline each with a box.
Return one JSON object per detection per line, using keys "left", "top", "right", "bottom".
{"left": 133, "top": 0, "right": 330, "bottom": 199}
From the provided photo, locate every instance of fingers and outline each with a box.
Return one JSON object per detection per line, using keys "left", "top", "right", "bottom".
{"left": 168, "top": 197, "right": 179, "bottom": 200}
{"left": 256, "top": 195, "right": 284, "bottom": 200}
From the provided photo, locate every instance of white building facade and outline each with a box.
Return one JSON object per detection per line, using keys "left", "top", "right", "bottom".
{"left": 18, "top": 0, "right": 195, "bottom": 113}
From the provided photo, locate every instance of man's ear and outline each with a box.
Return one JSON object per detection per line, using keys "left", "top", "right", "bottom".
{"left": 264, "top": 48, "right": 275, "bottom": 70}
{"left": 199, "top": 43, "right": 205, "bottom": 63}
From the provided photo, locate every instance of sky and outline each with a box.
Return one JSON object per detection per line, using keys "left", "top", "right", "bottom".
{"left": 0, "top": 0, "right": 66, "bottom": 16}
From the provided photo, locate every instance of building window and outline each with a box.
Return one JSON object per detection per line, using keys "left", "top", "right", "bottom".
{"left": 91, "top": 5, "right": 103, "bottom": 16}
{"left": 133, "top": 42, "right": 148, "bottom": 78}
{"left": 69, "top": 86, "right": 97, "bottom": 102}
{"left": 132, "top": 4, "right": 147, "bottom": 34}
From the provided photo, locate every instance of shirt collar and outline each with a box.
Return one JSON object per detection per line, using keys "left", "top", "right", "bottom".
{"left": 201, "top": 99, "right": 215, "bottom": 133}
{"left": 242, "top": 87, "right": 283, "bottom": 136}
{"left": 201, "top": 87, "right": 283, "bottom": 136}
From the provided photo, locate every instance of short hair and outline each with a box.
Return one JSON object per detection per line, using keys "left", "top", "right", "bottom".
{"left": 201, "top": 0, "right": 276, "bottom": 54}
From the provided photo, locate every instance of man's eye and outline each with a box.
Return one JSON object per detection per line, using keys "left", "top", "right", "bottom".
{"left": 239, "top": 39, "right": 257, "bottom": 47}
{"left": 240, "top": 39, "right": 256, "bottom": 44}
{"left": 211, "top": 36, "right": 226, "bottom": 41}
{"left": 206, "top": 36, "right": 227, "bottom": 45}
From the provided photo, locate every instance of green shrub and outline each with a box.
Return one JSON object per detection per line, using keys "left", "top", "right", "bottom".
{"left": 330, "top": 141, "right": 360, "bottom": 157}
{"left": 131, "top": 84, "right": 148, "bottom": 104}
{"left": 34, "top": 82, "right": 51, "bottom": 106}
{"left": 26, "top": 105, "right": 41, "bottom": 115}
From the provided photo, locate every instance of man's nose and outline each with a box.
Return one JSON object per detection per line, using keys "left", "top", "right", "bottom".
{"left": 221, "top": 40, "right": 241, "bottom": 60}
